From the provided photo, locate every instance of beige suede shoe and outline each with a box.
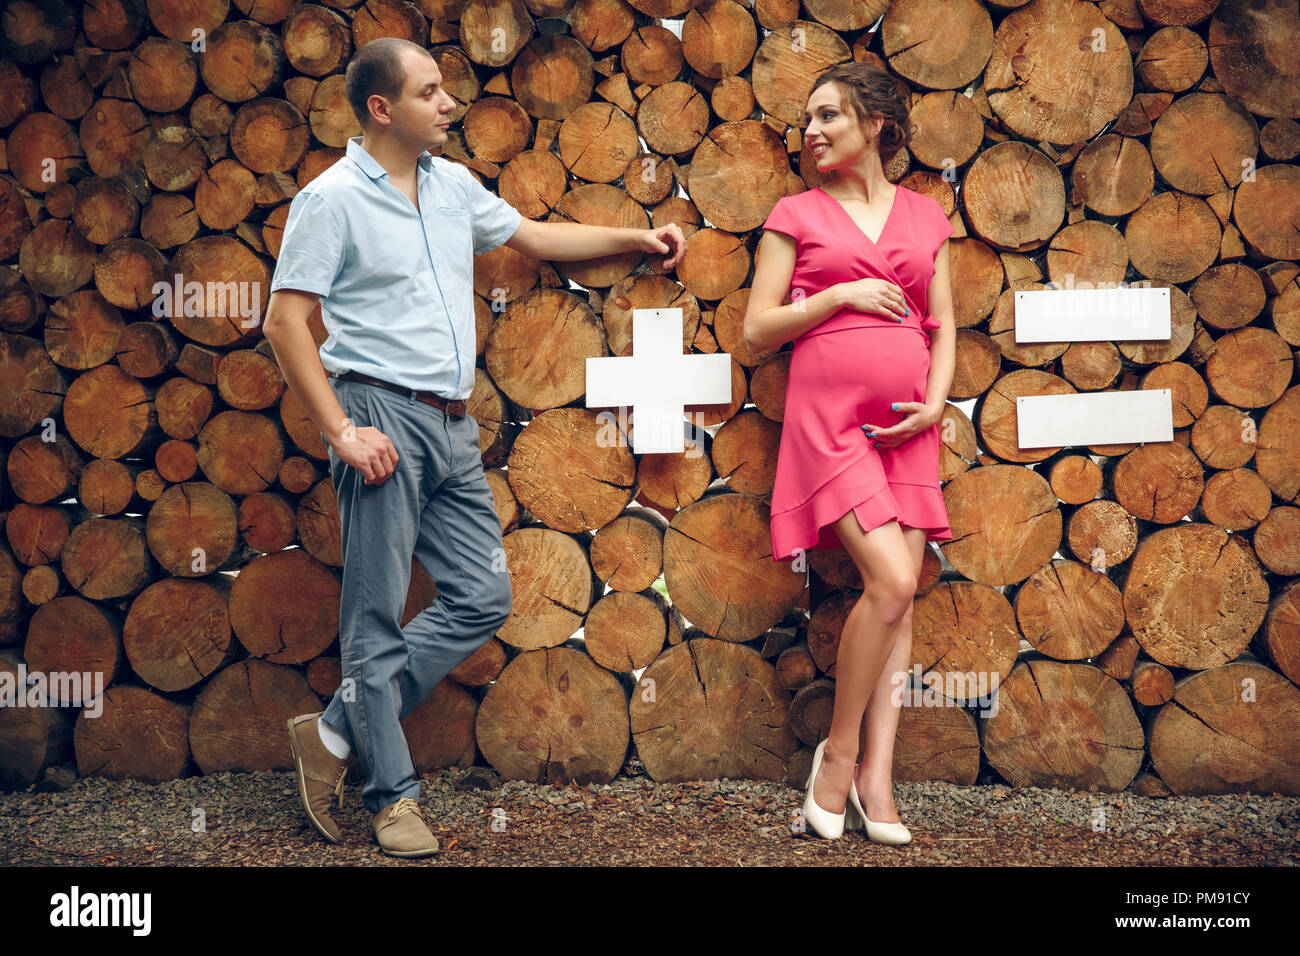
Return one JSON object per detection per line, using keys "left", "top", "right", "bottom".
{"left": 286, "top": 713, "right": 348, "bottom": 843}
{"left": 372, "top": 796, "right": 439, "bottom": 858}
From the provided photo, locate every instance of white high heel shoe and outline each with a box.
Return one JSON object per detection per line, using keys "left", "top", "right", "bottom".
{"left": 802, "top": 739, "right": 847, "bottom": 839}
{"left": 846, "top": 776, "right": 912, "bottom": 844}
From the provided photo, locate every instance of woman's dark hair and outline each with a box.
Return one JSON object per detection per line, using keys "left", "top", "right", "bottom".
{"left": 808, "top": 62, "right": 914, "bottom": 164}
{"left": 345, "top": 37, "right": 432, "bottom": 128}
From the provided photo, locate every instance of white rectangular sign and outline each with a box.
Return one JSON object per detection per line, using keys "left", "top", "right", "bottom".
{"left": 1014, "top": 287, "right": 1171, "bottom": 342}
{"left": 1017, "top": 390, "right": 1174, "bottom": 448}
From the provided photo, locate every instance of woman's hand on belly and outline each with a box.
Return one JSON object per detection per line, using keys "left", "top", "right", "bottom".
{"left": 836, "top": 277, "right": 909, "bottom": 323}
{"left": 862, "top": 400, "right": 941, "bottom": 449}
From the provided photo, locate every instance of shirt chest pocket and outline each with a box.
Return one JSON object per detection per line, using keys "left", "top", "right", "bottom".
{"left": 430, "top": 205, "right": 471, "bottom": 253}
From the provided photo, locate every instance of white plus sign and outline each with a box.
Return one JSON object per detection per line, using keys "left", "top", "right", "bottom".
{"left": 586, "top": 308, "right": 731, "bottom": 454}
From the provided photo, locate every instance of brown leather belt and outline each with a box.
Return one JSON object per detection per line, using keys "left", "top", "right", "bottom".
{"left": 330, "top": 370, "right": 466, "bottom": 418}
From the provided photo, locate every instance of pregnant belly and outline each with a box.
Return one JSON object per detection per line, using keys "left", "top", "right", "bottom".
{"left": 787, "top": 325, "right": 930, "bottom": 433}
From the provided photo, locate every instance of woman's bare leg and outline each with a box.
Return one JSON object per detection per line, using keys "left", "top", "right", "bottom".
{"left": 853, "top": 526, "right": 927, "bottom": 822}
{"left": 807, "top": 510, "right": 918, "bottom": 816}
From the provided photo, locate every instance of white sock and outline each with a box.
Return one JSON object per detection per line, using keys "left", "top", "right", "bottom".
{"left": 317, "top": 716, "right": 351, "bottom": 759}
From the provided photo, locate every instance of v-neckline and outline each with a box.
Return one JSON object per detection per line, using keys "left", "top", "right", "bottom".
{"left": 817, "top": 184, "right": 901, "bottom": 247}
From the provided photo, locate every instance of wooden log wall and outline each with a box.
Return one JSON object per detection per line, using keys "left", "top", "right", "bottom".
{"left": 1, "top": 0, "right": 1298, "bottom": 798}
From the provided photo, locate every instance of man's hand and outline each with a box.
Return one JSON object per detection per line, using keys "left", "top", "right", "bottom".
{"left": 329, "top": 416, "right": 400, "bottom": 485}
{"left": 639, "top": 223, "right": 687, "bottom": 269}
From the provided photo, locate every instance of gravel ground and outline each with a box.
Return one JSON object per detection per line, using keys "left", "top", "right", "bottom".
{"left": 2, "top": 762, "right": 1297, "bottom": 866}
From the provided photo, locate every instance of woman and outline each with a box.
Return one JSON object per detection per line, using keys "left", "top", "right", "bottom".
{"left": 743, "top": 62, "right": 957, "bottom": 844}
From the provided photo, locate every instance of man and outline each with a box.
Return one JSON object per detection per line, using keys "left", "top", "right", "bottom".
{"left": 264, "top": 36, "right": 684, "bottom": 858}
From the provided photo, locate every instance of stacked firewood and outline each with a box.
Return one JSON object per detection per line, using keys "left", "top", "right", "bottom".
{"left": 1, "top": 0, "right": 1297, "bottom": 798}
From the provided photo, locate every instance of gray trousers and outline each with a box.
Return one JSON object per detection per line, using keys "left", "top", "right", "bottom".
{"left": 321, "top": 376, "right": 512, "bottom": 814}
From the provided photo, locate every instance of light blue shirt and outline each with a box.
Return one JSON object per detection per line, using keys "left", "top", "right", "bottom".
{"left": 269, "top": 137, "right": 523, "bottom": 399}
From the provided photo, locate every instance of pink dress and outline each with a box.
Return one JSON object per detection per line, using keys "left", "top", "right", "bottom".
{"left": 763, "top": 184, "right": 954, "bottom": 563}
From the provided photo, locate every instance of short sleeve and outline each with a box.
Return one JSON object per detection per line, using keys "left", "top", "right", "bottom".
{"left": 762, "top": 196, "right": 798, "bottom": 240}
{"left": 270, "top": 188, "right": 345, "bottom": 297}
{"left": 453, "top": 163, "right": 524, "bottom": 255}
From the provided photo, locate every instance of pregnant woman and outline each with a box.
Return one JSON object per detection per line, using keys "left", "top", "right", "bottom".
{"left": 744, "top": 63, "right": 957, "bottom": 843}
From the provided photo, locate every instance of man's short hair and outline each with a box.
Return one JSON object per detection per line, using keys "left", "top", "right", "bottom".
{"left": 344, "top": 37, "right": 433, "bottom": 127}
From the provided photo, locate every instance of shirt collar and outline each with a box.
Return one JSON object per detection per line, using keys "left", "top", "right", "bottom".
{"left": 346, "top": 137, "right": 434, "bottom": 180}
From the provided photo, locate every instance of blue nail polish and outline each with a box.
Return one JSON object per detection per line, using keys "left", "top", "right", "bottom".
{"left": 891, "top": 403, "right": 898, "bottom": 410}
{"left": 864, "top": 430, "right": 875, "bottom": 437}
